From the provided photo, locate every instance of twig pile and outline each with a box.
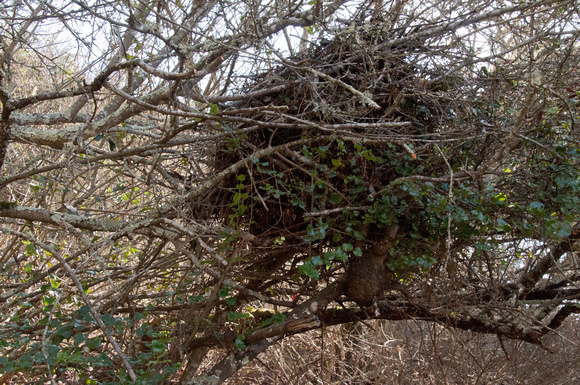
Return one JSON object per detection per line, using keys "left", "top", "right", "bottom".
{"left": 206, "top": 21, "right": 479, "bottom": 247}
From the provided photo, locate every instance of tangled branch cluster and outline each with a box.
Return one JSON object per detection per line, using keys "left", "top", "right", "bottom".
{"left": 1, "top": 1, "right": 580, "bottom": 383}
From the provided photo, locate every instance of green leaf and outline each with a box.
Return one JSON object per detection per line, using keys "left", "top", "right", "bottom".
{"left": 55, "top": 325, "right": 74, "bottom": 339}
{"left": 547, "top": 220, "right": 572, "bottom": 238}
{"left": 86, "top": 336, "right": 102, "bottom": 350}
{"left": 494, "top": 193, "right": 507, "bottom": 204}
{"left": 18, "top": 353, "right": 33, "bottom": 370}
{"left": 330, "top": 193, "right": 342, "bottom": 204}
{"left": 331, "top": 159, "right": 343, "bottom": 168}
{"left": 291, "top": 197, "right": 306, "bottom": 208}
{"left": 209, "top": 103, "right": 220, "bottom": 115}
{"left": 101, "top": 314, "right": 122, "bottom": 329}
{"left": 234, "top": 336, "right": 246, "bottom": 350}
{"left": 77, "top": 305, "right": 94, "bottom": 323}
{"left": 475, "top": 242, "right": 491, "bottom": 251}
{"left": 218, "top": 287, "right": 231, "bottom": 298}
{"left": 95, "top": 352, "right": 113, "bottom": 368}
{"left": 271, "top": 313, "right": 286, "bottom": 323}
{"left": 107, "top": 138, "right": 116, "bottom": 151}
{"left": 298, "top": 260, "right": 319, "bottom": 280}
{"left": 74, "top": 333, "right": 85, "bottom": 345}
{"left": 25, "top": 241, "right": 36, "bottom": 256}
{"left": 334, "top": 248, "right": 348, "bottom": 262}
{"left": 528, "top": 201, "right": 544, "bottom": 213}
{"left": 150, "top": 340, "right": 166, "bottom": 353}
{"left": 227, "top": 311, "right": 250, "bottom": 320}
{"left": 46, "top": 344, "right": 59, "bottom": 365}
{"left": 311, "top": 255, "right": 324, "bottom": 265}
{"left": 496, "top": 218, "right": 511, "bottom": 232}
{"left": 555, "top": 223, "right": 572, "bottom": 237}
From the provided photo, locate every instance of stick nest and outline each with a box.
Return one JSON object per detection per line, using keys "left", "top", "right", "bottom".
{"left": 195, "top": 21, "right": 486, "bottom": 259}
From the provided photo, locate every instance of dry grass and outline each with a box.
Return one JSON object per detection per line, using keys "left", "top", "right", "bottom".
{"left": 227, "top": 318, "right": 580, "bottom": 385}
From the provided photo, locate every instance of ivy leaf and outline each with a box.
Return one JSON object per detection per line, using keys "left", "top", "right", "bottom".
{"left": 330, "top": 193, "right": 342, "bottom": 204}
{"left": 107, "top": 138, "right": 116, "bottom": 151}
{"left": 18, "top": 353, "right": 33, "bottom": 370}
{"left": 528, "top": 201, "right": 544, "bottom": 214}
{"left": 218, "top": 287, "right": 231, "bottom": 298}
{"left": 74, "top": 333, "right": 85, "bottom": 345}
{"left": 150, "top": 340, "right": 166, "bottom": 353}
{"left": 311, "top": 255, "right": 324, "bottom": 265}
{"left": 86, "top": 336, "right": 102, "bottom": 350}
{"left": 331, "top": 159, "right": 343, "bottom": 168}
{"left": 271, "top": 313, "right": 286, "bottom": 323}
{"left": 234, "top": 336, "right": 246, "bottom": 350}
{"left": 227, "top": 311, "right": 250, "bottom": 320}
{"left": 496, "top": 218, "right": 511, "bottom": 232}
{"left": 555, "top": 223, "right": 572, "bottom": 237}
{"left": 209, "top": 103, "right": 220, "bottom": 115}
{"left": 298, "top": 260, "right": 319, "bottom": 280}
{"left": 45, "top": 344, "right": 59, "bottom": 365}
{"left": 334, "top": 248, "right": 348, "bottom": 262}
{"left": 77, "top": 305, "right": 94, "bottom": 323}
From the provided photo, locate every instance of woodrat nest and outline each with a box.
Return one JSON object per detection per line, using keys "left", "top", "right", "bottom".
{"left": 197, "top": 21, "right": 476, "bottom": 263}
